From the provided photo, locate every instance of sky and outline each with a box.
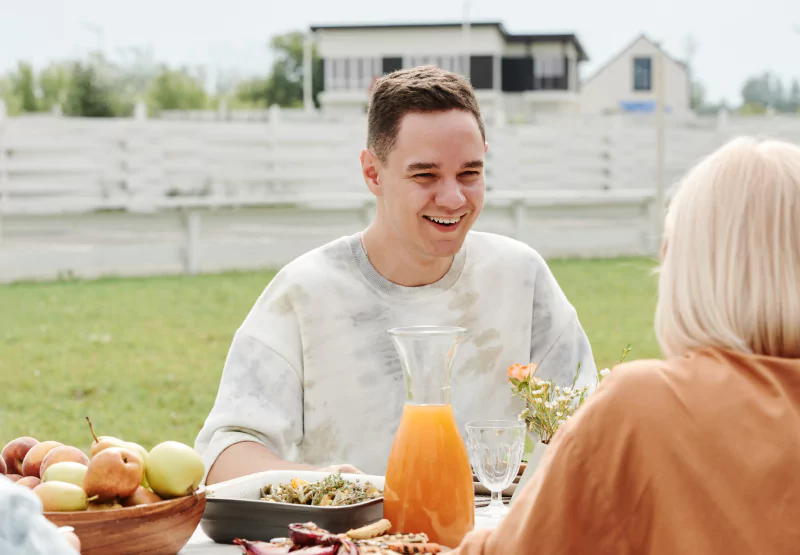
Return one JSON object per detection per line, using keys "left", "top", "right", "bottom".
{"left": 1, "top": 0, "right": 798, "bottom": 105}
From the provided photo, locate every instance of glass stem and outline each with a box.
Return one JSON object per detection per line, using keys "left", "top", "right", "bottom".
{"left": 489, "top": 490, "right": 504, "bottom": 510}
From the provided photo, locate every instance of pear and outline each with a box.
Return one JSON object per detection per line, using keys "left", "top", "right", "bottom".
{"left": 121, "top": 485, "right": 163, "bottom": 507}
{"left": 86, "top": 417, "right": 128, "bottom": 458}
{"left": 33, "top": 481, "right": 88, "bottom": 512}
{"left": 41, "top": 461, "right": 88, "bottom": 488}
{"left": 83, "top": 447, "right": 143, "bottom": 502}
{"left": 86, "top": 417, "right": 150, "bottom": 488}
{"left": 123, "top": 441, "right": 150, "bottom": 488}
{"left": 146, "top": 441, "right": 205, "bottom": 499}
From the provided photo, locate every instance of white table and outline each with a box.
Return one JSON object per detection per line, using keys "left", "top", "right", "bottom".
{"left": 180, "top": 512, "right": 503, "bottom": 554}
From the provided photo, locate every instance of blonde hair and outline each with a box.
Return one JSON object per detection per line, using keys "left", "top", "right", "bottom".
{"left": 655, "top": 136, "right": 800, "bottom": 359}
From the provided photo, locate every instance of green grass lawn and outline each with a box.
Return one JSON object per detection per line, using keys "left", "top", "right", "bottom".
{"left": 0, "top": 257, "right": 660, "bottom": 452}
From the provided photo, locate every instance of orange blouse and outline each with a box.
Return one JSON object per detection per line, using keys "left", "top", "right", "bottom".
{"left": 452, "top": 348, "right": 800, "bottom": 554}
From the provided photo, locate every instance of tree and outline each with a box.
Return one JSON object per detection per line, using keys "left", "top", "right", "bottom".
{"left": 235, "top": 31, "right": 322, "bottom": 108}
{"left": 146, "top": 66, "right": 208, "bottom": 113}
{"left": 789, "top": 79, "right": 800, "bottom": 112}
{"left": 64, "top": 62, "right": 116, "bottom": 117}
{"left": 0, "top": 76, "right": 23, "bottom": 115}
{"left": 113, "top": 46, "right": 160, "bottom": 103}
{"left": 38, "top": 62, "right": 71, "bottom": 112}
{"left": 740, "top": 71, "right": 798, "bottom": 113}
{"left": 11, "top": 62, "right": 38, "bottom": 112}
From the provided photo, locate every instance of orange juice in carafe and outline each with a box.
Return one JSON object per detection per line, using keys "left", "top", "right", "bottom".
{"left": 383, "top": 326, "right": 475, "bottom": 548}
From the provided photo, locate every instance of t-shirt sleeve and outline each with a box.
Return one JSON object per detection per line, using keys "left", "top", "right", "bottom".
{"left": 528, "top": 252, "right": 597, "bottom": 389}
{"left": 194, "top": 275, "right": 304, "bottom": 482}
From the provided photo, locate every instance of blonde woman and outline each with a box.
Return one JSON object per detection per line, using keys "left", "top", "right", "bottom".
{"left": 452, "top": 136, "right": 800, "bottom": 554}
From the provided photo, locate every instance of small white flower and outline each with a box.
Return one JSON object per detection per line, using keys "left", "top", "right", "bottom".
{"left": 600, "top": 368, "right": 611, "bottom": 377}
{"left": 562, "top": 387, "right": 572, "bottom": 394}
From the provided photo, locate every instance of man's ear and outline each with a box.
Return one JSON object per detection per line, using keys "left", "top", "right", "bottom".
{"left": 361, "top": 148, "right": 383, "bottom": 196}
{"left": 484, "top": 141, "right": 489, "bottom": 154}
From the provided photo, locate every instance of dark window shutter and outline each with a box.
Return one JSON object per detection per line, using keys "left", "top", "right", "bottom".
{"left": 382, "top": 57, "right": 403, "bottom": 74}
{"left": 470, "top": 56, "right": 494, "bottom": 89}
{"left": 502, "top": 57, "right": 533, "bottom": 92}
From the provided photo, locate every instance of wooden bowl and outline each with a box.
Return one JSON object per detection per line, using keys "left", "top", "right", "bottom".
{"left": 43, "top": 487, "right": 206, "bottom": 555}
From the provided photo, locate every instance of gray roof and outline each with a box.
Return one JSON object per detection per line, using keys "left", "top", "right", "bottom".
{"left": 309, "top": 21, "right": 589, "bottom": 61}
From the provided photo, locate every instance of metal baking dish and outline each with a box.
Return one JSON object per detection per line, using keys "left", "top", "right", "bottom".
{"left": 200, "top": 470, "right": 385, "bottom": 544}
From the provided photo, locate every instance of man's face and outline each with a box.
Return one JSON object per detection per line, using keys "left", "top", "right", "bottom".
{"left": 362, "top": 109, "right": 487, "bottom": 259}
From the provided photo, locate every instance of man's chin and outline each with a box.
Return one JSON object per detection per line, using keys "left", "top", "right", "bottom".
{"left": 425, "top": 235, "right": 468, "bottom": 257}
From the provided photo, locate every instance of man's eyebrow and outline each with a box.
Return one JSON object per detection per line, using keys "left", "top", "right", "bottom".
{"left": 405, "top": 161, "right": 484, "bottom": 172}
{"left": 406, "top": 162, "right": 439, "bottom": 172}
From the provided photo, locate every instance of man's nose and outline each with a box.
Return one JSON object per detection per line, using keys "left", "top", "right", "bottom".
{"left": 435, "top": 178, "right": 467, "bottom": 210}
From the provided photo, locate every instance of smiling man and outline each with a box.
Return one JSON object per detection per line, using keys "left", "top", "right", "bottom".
{"left": 195, "top": 65, "right": 596, "bottom": 484}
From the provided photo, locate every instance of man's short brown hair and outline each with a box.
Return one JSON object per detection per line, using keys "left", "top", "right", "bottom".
{"left": 367, "top": 65, "right": 485, "bottom": 163}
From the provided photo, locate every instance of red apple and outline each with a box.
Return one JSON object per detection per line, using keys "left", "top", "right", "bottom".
{"left": 1, "top": 437, "right": 39, "bottom": 475}
{"left": 22, "top": 441, "right": 63, "bottom": 478}
{"left": 0, "top": 455, "right": 6, "bottom": 475}
{"left": 40, "top": 446, "right": 89, "bottom": 477}
{"left": 16, "top": 476, "right": 41, "bottom": 489}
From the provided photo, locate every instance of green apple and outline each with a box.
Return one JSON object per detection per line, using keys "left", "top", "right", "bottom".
{"left": 33, "top": 481, "right": 88, "bottom": 511}
{"left": 145, "top": 441, "right": 205, "bottom": 499}
{"left": 41, "top": 461, "right": 88, "bottom": 487}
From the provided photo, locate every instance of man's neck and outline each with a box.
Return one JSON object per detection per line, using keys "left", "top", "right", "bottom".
{"left": 361, "top": 225, "right": 455, "bottom": 287}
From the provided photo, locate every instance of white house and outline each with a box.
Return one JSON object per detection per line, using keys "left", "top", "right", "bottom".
{"left": 580, "top": 35, "right": 691, "bottom": 115}
{"left": 310, "top": 22, "right": 589, "bottom": 119}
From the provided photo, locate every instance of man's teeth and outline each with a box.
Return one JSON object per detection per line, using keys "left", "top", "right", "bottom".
{"left": 425, "top": 216, "right": 461, "bottom": 225}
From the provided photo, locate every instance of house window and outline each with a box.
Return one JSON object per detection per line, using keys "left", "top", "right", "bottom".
{"left": 324, "top": 57, "right": 382, "bottom": 91}
{"left": 382, "top": 57, "right": 403, "bottom": 74}
{"left": 470, "top": 56, "right": 494, "bottom": 90}
{"left": 533, "top": 58, "right": 567, "bottom": 90}
{"left": 633, "top": 57, "right": 652, "bottom": 91}
{"left": 501, "top": 57, "right": 534, "bottom": 92}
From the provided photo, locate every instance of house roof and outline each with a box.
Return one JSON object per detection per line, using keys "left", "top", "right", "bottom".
{"left": 309, "top": 22, "right": 589, "bottom": 61}
{"left": 582, "top": 34, "right": 687, "bottom": 85}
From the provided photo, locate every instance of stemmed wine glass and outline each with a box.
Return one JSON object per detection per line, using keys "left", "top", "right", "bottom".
{"left": 466, "top": 420, "right": 526, "bottom": 518}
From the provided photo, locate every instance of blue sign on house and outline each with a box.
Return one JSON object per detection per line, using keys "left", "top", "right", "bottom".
{"left": 618, "top": 100, "right": 672, "bottom": 113}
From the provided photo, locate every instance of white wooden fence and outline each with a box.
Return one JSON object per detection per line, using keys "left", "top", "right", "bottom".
{"left": 1, "top": 103, "right": 799, "bottom": 284}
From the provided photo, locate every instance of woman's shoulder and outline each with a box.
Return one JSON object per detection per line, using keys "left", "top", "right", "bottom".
{"left": 567, "top": 357, "right": 685, "bottom": 438}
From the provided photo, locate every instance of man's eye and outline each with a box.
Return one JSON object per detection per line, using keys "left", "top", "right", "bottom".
{"left": 414, "top": 173, "right": 435, "bottom": 178}
{"left": 460, "top": 171, "right": 481, "bottom": 179}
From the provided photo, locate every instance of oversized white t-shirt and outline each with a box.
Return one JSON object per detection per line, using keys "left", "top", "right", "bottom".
{"left": 195, "top": 231, "right": 596, "bottom": 478}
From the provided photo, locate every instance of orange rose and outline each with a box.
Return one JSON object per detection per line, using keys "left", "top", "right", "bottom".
{"left": 508, "top": 363, "right": 536, "bottom": 382}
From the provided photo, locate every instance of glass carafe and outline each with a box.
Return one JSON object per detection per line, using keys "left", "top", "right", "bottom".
{"left": 383, "top": 326, "right": 475, "bottom": 548}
